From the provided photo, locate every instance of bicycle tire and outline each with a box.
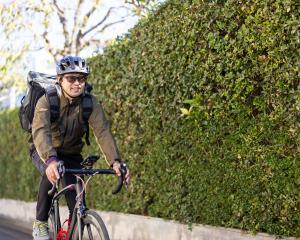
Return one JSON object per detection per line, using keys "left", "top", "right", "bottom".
{"left": 48, "top": 212, "right": 58, "bottom": 239}
{"left": 71, "top": 210, "right": 110, "bottom": 240}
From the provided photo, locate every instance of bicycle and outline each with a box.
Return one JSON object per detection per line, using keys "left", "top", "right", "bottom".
{"left": 47, "top": 155, "right": 127, "bottom": 240}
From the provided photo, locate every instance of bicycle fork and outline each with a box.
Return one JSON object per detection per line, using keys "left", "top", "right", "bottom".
{"left": 68, "top": 176, "right": 86, "bottom": 240}
{"left": 54, "top": 200, "right": 61, "bottom": 233}
{"left": 77, "top": 211, "right": 83, "bottom": 240}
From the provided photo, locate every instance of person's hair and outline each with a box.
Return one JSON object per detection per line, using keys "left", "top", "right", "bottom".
{"left": 56, "top": 75, "right": 64, "bottom": 83}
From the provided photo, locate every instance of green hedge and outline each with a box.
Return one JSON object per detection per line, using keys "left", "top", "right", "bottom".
{"left": 0, "top": 0, "right": 299, "bottom": 237}
{"left": 0, "top": 109, "right": 39, "bottom": 200}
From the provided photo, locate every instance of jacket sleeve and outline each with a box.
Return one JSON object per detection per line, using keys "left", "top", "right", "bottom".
{"left": 31, "top": 95, "right": 57, "bottom": 162}
{"left": 89, "top": 96, "right": 121, "bottom": 166}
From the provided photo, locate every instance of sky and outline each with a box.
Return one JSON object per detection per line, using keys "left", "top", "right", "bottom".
{"left": 23, "top": 0, "right": 141, "bottom": 74}
{"left": 1, "top": 0, "right": 164, "bottom": 77}
{"left": 0, "top": 0, "right": 162, "bottom": 108}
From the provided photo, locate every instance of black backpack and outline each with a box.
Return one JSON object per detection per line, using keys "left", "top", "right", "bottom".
{"left": 19, "top": 71, "right": 93, "bottom": 145}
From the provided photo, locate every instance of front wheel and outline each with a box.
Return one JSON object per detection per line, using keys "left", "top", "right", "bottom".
{"left": 71, "top": 210, "right": 110, "bottom": 240}
{"left": 48, "top": 212, "right": 58, "bottom": 239}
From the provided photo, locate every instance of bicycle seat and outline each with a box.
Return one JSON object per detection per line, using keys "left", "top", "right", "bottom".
{"left": 81, "top": 155, "right": 100, "bottom": 168}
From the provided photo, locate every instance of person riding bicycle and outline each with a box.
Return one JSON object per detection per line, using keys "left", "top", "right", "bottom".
{"left": 30, "top": 55, "right": 130, "bottom": 240}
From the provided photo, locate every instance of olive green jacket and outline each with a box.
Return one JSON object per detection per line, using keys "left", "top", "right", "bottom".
{"left": 31, "top": 89, "right": 121, "bottom": 166}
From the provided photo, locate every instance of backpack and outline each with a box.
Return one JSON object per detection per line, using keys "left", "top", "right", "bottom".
{"left": 19, "top": 71, "right": 93, "bottom": 145}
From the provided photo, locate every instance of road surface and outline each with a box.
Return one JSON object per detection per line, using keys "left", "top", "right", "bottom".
{"left": 0, "top": 216, "right": 31, "bottom": 240}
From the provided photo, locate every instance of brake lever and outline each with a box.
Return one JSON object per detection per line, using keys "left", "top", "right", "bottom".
{"left": 57, "top": 161, "right": 65, "bottom": 176}
{"left": 48, "top": 180, "right": 59, "bottom": 196}
{"left": 120, "top": 162, "right": 128, "bottom": 187}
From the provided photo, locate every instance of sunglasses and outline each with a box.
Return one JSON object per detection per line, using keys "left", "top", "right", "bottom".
{"left": 64, "top": 75, "right": 87, "bottom": 84}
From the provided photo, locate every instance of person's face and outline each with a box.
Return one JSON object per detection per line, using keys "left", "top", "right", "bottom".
{"left": 60, "top": 73, "right": 87, "bottom": 98}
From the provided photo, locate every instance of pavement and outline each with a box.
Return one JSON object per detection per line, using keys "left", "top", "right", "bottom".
{"left": 0, "top": 199, "right": 297, "bottom": 240}
{"left": 0, "top": 215, "right": 32, "bottom": 240}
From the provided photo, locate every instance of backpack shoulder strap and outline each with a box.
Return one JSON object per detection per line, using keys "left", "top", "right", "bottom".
{"left": 81, "top": 92, "right": 93, "bottom": 145}
{"left": 45, "top": 86, "right": 60, "bottom": 123}
{"left": 82, "top": 93, "right": 93, "bottom": 122}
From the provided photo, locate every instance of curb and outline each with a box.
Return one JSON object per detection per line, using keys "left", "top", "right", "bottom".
{"left": 0, "top": 199, "right": 296, "bottom": 240}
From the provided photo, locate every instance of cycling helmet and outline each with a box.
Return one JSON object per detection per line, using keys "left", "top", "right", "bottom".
{"left": 56, "top": 55, "right": 90, "bottom": 75}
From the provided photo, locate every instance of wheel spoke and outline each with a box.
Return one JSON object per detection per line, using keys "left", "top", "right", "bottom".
{"left": 86, "top": 224, "right": 94, "bottom": 240}
{"left": 72, "top": 211, "right": 109, "bottom": 240}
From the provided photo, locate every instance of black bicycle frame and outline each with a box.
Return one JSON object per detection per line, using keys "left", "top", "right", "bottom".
{"left": 49, "top": 177, "right": 85, "bottom": 240}
{"left": 48, "top": 162, "right": 126, "bottom": 240}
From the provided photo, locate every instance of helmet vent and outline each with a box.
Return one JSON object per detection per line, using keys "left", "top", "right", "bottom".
{"left": 56, "top": 56, "right": 89, "bottom": 75}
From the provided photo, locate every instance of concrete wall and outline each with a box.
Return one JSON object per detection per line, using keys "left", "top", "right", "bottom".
{"left": 0, "top": 199, "right": 296, "bottom": 240}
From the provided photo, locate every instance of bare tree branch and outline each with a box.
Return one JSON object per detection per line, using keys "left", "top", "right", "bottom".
{"left": 52, "top": 0, "right": 64, "bottom": 14}
{"left": 42, "top": 30, "right": 57, "bottom": 61}
{"left": 78, "top": 37, "right": 109, "bottom": 55}
{"left": 77, "top": 19, "right": 125, "bottom": 54}
{"left": 52, "top": 0, "right": 70, "bottom": 52}
{"left": 92, "top": 19, "right": 126, "bottom": 37}
{"left": 88, "top": 38, "right": 104, "bottom": 45}
{"left": 81, "top": 6, "right": 126, "bottom": 38}
{"left": 75, "top": 29, "right": 83, "bottom": 55}
{"left": 71, "top": 0, "right": 84, "bottom": 45}
{"left": 125, "top": 0, "right": 141, "bottom": 7}
{"left": 74, "top": 2, "right": 104, "bottom": 54}
{"left": 85, "top": 5, "right": 97, "bottom": 19}
{"left": 1, "top": 0, "right": 154, "bottom": 88}
{"left": 77, "top": 5, "right": 97, "bottom": 32}
{"left": 41, "top": 7, "right": 58, "bottom": 62}
{"left": 125, "top": 0, "right": 154, "bottom": 15}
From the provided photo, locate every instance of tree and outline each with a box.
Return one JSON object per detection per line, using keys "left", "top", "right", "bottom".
{"left": 24, "top": 0, "right": 132, "bottom": 61}
{"left": 0, "top": 2, "right": 28, "bottom": 90}
{"left": 0, "top": 0, "right": 160, "bottom": 90}
{"left": 6, "top": 0, "right": 159, "bottom": 61}
{"left": 125, "top": 0, "right": 160, "bottom": 16}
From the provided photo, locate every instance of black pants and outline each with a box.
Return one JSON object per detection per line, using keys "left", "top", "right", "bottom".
{"left": 30, "top": 146, "right": 83, "bottom": 222}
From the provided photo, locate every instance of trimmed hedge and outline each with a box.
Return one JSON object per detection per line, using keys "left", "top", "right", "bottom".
{"left": 0, "top": 109, "right": 39, "bottom": 200}
{"left": 0, "top": 0, "right": 299, "bottom": 237}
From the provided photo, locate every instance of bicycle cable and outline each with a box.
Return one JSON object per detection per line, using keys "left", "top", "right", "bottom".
{"left": 74, "top": 174, "right": 85, "bottom": 200}
{"left": 73, "top": 174, "right": 94, "bottom": 199}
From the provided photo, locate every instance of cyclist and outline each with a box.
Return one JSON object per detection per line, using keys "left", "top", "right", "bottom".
{"left": 30, "top": 55, "right": 130, "bottom": 240}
